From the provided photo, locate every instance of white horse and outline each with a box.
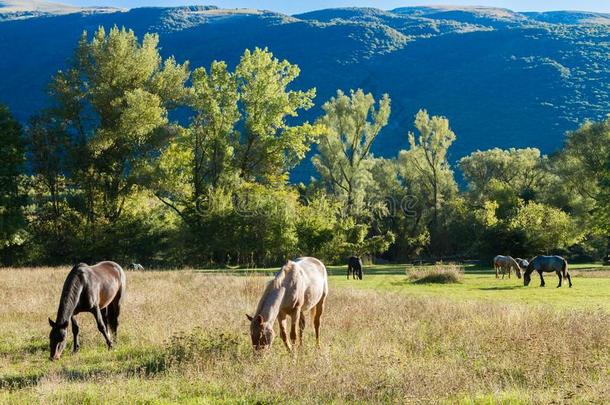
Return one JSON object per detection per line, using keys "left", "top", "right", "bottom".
{"left": 247, "top": 257, "right": 328, "bottom": 352}
{"left": 493, "top": 255, "right": 523, "bottom": 279}
{"left": 515, "top": 258, "right": 529, "bottom": 270}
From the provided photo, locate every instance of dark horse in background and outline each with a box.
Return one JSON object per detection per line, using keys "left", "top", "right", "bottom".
{"left": 524, "top": 255, "right": 572, "bottom": 288}
{"left": 48, "top": 261, "right": 126, "bottom": 360}
{"left": 347, "top": 256, "right": 363, "bottom": 280}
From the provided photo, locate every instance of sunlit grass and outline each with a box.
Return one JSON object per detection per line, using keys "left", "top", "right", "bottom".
{"left": 1, "top": 265, "right": 609, "bottom": 403}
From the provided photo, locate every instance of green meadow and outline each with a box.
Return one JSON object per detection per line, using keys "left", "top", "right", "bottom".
{"left": 1, "top": 264, "right": 609, "bottom": 403}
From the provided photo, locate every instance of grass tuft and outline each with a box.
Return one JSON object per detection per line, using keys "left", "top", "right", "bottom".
{"left": 406, "top": 264, "right": 464, "bottom": 284}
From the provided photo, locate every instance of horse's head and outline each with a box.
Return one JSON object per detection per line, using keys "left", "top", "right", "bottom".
{"left": 246, "top": 314, "right": 275, "bottom": 350}
{"left": 48, "top": 318, "right": 69, "bottom": 361}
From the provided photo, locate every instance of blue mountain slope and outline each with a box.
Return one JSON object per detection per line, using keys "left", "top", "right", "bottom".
{"left": 1, "top": 4, "right": 610, "bottom": 181}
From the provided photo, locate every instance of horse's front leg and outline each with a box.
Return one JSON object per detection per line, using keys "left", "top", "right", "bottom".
{"left": 92, "top": 307, "right": 113, "bottom": 349}
{"left": 495, "top": 266, "right": 499, "bottom": 279}
{"left": 556, "top": 270, "right": 563, "bottom": 288}
{"left": 278, "top": 313, "right": 292, "bottom": 352}
{"left": 290, "top": 309, "right": 302, "bottom": 348}
{"left": 298, "top": 311, "right": 305, "bottom": 348}
{"left": 71, "top": 315, "right": 80, "bottom": 353}
{"left": 539, "top": 271, "right": 545, "bottom": 287}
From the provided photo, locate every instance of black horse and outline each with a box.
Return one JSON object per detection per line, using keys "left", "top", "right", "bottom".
{"left": 347, "top": 256, "right": 363, "bottom": 280}
{"left": 524, "top": 255, "right": 572, "bottom": 288}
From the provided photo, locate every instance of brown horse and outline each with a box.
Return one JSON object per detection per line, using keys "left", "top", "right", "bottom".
{"left": 48, "top": 261, "right": 126, "bottom": 360}
{"left": 246, "top": 257, "right": 328, "bottom": 352}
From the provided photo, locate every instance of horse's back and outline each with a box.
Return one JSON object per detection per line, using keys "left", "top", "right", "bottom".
{"left": 348, "top": 256, "right": 362, "bottom": 268}
{"left": 531, "top": 255, "right": 566, "bottom": 272}
{"left": 295, "top": 257, "right": 327, "bottom": 278}
{"left": 294, "top": 257, "right": 328, "bottom": 310}
{"left": 83, "top": 261, "right": 126, "bottom": 308}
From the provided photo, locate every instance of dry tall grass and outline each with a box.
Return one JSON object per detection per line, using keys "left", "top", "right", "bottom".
{"left": 0, "top": 267, "right": 609, "bottom": 403}
{"left": 406, "top": 264, "right": 464, "bottom": 284}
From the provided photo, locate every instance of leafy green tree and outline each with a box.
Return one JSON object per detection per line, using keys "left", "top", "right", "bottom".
{"left": 236, "top": 48, "right": 319, "bottom": 184}
{"left": 154, "top": 49, "right": 319, "bottom": 220}
{"left": 27, "top": 114, "right": 69, "bottom": 222}
{"left": 459, "top": 148, "right": 551, "bottom": 208}
{"left": 556, "top": 118, "right": 610, "bottom": 235}
{"left": 509, "top": 201, "right": 581, "bottom": 255}
{"left": 50, "top": 26, "right": 189, "bottom": 227}
{"left": 25, "top": 114, "right": 81, "bottom": 262}
{"left": 398, "top": 109, "right": 457, "bottom": 254}
{"left": 0, "top": 105, "right": 26, "bottom": 264}
{"left": 312, "top": 89, "right": 390, "bottom": 216}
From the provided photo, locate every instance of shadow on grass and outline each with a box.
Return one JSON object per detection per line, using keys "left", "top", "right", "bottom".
{"left": 479, "top": 285, "right": 524, "bottom": 291}
{"left": 0, "top": 373, "right": 44, "bottom": 390}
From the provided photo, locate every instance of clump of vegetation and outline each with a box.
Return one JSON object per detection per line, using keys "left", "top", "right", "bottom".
{"left": 406, "top": 264, "right": 464, "bottom": 284}
{"left": 164, "top": 327, "right": 241, "bottom": 368}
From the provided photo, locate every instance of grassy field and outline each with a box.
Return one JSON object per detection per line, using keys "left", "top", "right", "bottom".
{"left": 1, "top": 264, "right": 609, "bottom": 403}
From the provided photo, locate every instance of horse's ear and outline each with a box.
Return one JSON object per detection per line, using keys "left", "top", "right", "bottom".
{"left": 48, "top": 318, "right": 56, "bottom": 328}
{"left": 246, "top": 314, "right": 253, "bottom": 322}
{"left": 256, "top": 314, "right": 264, "bottom": 325}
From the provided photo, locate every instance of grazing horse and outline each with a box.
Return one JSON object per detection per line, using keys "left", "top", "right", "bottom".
{"left": 524, "top": 255, "right": 572, "bottom": 288}
{"left": 246, "top": 257, "right": 328, "bottom": 352}
{"left": 347, "top": 256, "right": 363, "bottom": 280}
{"left": 48, "top": 261, "right": 126, "bottom": 360}
{"left": 493, "top": 255, "right": 522, "bottom": 279}
{"left": 515, "top": 258, "right": 529, "bottom": 271}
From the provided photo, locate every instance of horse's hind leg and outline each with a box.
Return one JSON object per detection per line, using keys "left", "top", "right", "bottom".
{"left": 71, "top": 315, "right": 80, "bottom": 353}
{"left": 101, "top": 307, "right": 109, "bottom": 327}
{"left": 298, "top": 311, "right": 305, "bottom": 348}
{"left": 556, "top": 270, "right": 563, "bottom": 288}
{"left": 565, "top": 271, "right": 572, "bottom": 288}
{"left": 93, "top": 307, "right": 113, "bottom": 349}
{"left": 107, "top": 288, "right": 123, "bottom": 340}
{"left": 107, "top": 301, "right": 121, "bottom": 340}
{"left": 539, "top": 271, "right": 545, "bottom": 287}
{"left": 312, "top": 297, "right": 325, "bottom": 346}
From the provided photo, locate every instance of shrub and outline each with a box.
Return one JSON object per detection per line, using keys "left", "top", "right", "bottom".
{"left": 406, "top": 264, "right": 464, "bottom": 284}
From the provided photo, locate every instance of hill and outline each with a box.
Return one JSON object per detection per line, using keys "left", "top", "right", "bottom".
{"left": 1, "top": 3, "right": 610, "bottom": 180}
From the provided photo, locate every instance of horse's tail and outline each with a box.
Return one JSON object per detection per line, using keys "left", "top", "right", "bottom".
{"left": 562, "top": 258, "right": 569, "bottom": 277}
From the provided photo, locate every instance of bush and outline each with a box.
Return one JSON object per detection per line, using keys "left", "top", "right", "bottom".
{"left": 406, "top": 264, "right": 464, "bottom": 284}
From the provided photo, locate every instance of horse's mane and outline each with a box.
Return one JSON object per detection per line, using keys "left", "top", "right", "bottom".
{"left": 56, "top": 264, "right": 86, "bottom": 323}
{"left": 255, "top": 261, "right": 300, "bottom": 316}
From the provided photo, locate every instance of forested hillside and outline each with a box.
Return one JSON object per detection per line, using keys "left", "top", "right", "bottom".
{"left": 0, "top": 4, "right": 609, "bottom": 267}
{"left": 1, "top": 4, "right": 610, "bottom": 179}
